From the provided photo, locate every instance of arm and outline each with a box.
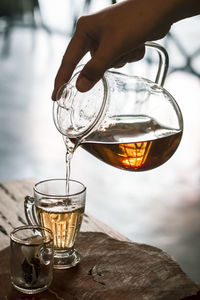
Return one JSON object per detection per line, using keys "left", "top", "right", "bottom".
{"left": 52, "top": 0, "right": 200, "bottom": 99}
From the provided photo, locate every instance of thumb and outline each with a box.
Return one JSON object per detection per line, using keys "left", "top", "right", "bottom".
{"left": 76, "top": 40, "right": 114, "bottom": 92}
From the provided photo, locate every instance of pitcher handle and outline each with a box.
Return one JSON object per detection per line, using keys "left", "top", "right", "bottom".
{"left": 24, "top": 196, "right": 38, "bottom": 226}
{"left": 145, "top": 42, "right": 169, "bottom": 87}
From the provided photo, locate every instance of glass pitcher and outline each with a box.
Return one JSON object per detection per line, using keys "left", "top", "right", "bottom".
{"left": 53, "top": 42, "right": 183, "bottom": 171}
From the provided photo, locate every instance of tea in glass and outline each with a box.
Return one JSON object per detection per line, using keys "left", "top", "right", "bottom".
{"left": 24, "top": 179, "right": 86, "bottom": 269}
{"left": 10, "top": 225, "right": 54, "bottom": 294}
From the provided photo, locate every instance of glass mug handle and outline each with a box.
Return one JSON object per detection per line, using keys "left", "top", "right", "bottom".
{"left": 24, "top": 196, "right": 38, "bottom": 226}
{"left": 145, "top": 42, "right": 169, "bottom": 87}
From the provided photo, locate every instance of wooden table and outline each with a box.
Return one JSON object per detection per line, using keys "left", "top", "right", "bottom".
{"left": 0, "top": 178, "right": 199, "bottom": 300}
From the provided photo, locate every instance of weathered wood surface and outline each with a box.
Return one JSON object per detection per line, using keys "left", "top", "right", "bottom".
{"left": 0, "top": 178, "right": 199, "bottom": 299}
{"left": 0, "top": 232, "right": 200, "bottom": 300}
{"left": 0, "top": 178, "right": 129, "bottom": 252}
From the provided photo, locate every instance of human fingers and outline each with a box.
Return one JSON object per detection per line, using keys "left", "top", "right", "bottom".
{"left": 76, "top": 36, "right": 119, "bottom": 92}
{"left": 51, "top": 18, "right": 91, "bottom": 100}
{"left": 110, "top": 45, "right": 145, "bottom": 68}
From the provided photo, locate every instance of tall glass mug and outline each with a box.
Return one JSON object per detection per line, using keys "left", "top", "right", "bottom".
{"left": 24, "top": 179, "right": 86, "bottom": 269}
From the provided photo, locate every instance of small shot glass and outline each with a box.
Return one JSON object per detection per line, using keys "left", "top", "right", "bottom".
{"left": 10, "top": 225, "right": 54, "bottom": 294}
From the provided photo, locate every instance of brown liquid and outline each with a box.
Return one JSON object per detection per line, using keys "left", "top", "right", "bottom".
{"left": 81, "top": 133, "right": 181, "bottom": 171}
{"left": 36, "top": 205, "right": 84, "bottom": 250}
{"left": 70, "top": 116, "right": 182, "bottom": 171}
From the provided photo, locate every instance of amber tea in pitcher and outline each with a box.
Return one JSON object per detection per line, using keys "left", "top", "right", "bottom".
{"left": 73, "top": 116, "right": 182, "bottom": 171}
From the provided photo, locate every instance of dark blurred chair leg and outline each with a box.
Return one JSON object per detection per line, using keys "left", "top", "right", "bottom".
{"left": 1, "top": 19, "right": 12, "bottom": 56}
{"left": 0, "top": 0, "right": 52, "bottom": 57}
{"left": 34, "top": 0, "right": 51, "bottom": 35}
{"left": 164, "top": 31, "right": 200, "bottom": 78}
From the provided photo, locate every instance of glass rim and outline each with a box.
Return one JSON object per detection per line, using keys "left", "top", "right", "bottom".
{"left": 54, "top": 64, "right": 108, "bottom": 139}
{"left": 10, "top": 225, "right": 54, "bottom": 245}
{"left": 33, "top": 178, "right": 86, "bottom": 198}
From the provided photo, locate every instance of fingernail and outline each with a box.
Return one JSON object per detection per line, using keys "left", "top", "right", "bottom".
{"left": 51, "top": 90, "right": 56, "bottom": 100}
{"left": 76, "top": 76, "right": 93, "bottom": 92}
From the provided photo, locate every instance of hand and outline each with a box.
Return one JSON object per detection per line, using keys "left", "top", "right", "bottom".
{"left": 52, "top": 0, "right": 200, "bottom": 99}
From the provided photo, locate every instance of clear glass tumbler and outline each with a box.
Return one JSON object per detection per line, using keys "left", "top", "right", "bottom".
{"left": 10, "top": 225, "right": 54, "bottom": 294}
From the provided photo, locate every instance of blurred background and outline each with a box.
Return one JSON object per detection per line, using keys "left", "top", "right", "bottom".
{"left": 0, "top": 0, "right": 200, "bottom": 284}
